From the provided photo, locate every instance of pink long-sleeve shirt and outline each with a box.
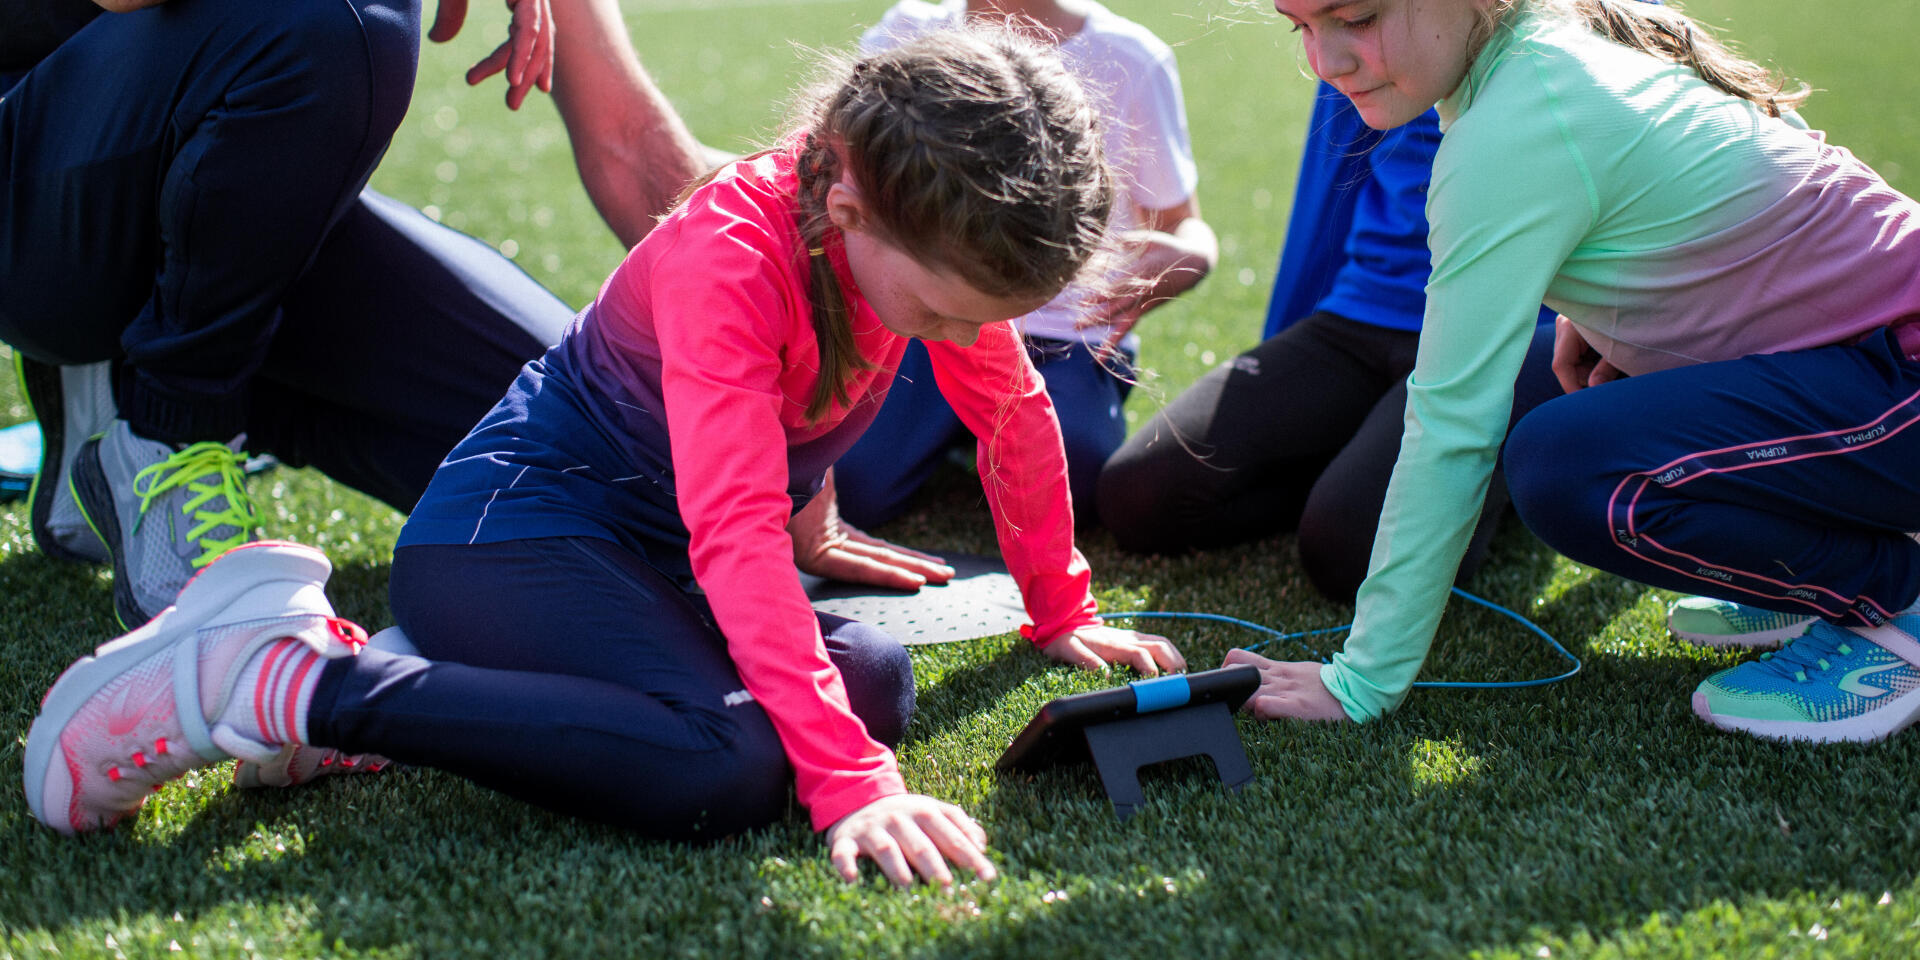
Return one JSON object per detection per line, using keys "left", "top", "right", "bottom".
{"left": 578, "top": 146, "right": 1100, "bottom": 828}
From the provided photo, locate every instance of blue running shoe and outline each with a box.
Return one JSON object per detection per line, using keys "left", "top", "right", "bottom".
{"left": 1693, "top": 616, "right": 1920, "bottom": 742}
{"left": 1667, "top": 596, "right": 1816, "bottom": 649}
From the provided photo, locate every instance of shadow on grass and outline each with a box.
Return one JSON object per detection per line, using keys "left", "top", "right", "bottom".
{"left": 8, "top": 501, "right": 1919, "bottom": 958}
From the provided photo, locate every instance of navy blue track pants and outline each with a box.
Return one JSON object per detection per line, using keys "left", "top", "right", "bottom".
{"left": 309, "top": 537, "right": 916, "bottom": 840}
{"left": 835, "top": 336, "right": 1132, "bottom": 528}
{"left": 1507, "top": 328, "right": 1920, "bottom": 627}
{"left": 0, "top": 0, "right": 568, "bottom": 508}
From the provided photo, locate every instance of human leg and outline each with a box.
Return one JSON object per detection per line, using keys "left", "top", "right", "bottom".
{"left": 1296, "top": 321, "right": 1558, "bottom": 600}
{"left": 1506, "top": 331, "right": 1920, "bottom": 624}
{"left": 1505, "top": 331, "right": 1920, "bottom": 741}
{"left": 0, "top": 0, "right": 421, "bottom": 439}
{"left": 1098, "top": 313, "right": 1415, "bottom": 555}
{"left": 833, "top": 341, "right": 969, "bottom": 529}
{"left": 246, "top": 190, "right": 572, "bottom": 512}
{"left": 3, "top": 0, "right": 427, "bottom": 620}
{"left": 1026, "top": 337, "right": 1133, "bottom": 524}
{"left": 311, "top": 537, "right": 916, "bottom": 838}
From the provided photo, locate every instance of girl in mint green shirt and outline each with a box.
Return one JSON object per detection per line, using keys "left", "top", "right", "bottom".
{"left": 1243, "top": 0, "right": 1920, "bottom": 743}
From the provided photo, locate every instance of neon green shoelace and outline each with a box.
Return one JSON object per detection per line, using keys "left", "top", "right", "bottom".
{"left": 130, "top": 441, "right": 261, "bottom": 568}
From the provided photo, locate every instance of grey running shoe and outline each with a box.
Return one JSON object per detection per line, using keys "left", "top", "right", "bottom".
{"left": 71, "top": 420, "right": 263, "bottom": 628}
{"left": 15, "top": 355, "right": 115, "bottom": 564}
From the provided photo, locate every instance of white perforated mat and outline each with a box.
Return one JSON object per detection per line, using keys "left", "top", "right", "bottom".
{"left": 801, "top": 553, "right": 1024, "bottom": 645}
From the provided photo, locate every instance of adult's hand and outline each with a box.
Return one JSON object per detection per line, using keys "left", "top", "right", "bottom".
{"left": 1222, "top": 648, "right": 1351, "bottom": 722}
{"left": 1040, "top": 624, "right": 1186, "bottom": 676}
{"left": 1550, "top": 314, "right": 1625, "bottom": 394}
{"left": 430, "top": 0, "right": 555, "bottom": 110}
{"left": 826, "top": 794, "right": 995, "bottom": 890}
{"left": 790, "top": 469, "right": 954, "bottom": 590}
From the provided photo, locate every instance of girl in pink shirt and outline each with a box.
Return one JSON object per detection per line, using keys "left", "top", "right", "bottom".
{"left": 25, "top": 27, "right": 1184, "bottom": 890}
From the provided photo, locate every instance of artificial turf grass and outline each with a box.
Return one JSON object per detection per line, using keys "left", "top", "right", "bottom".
{"left": 10, "top": 0, "right": 1920, "bottom": 952}
{"left": 7, "top": 459, "right": 1920, "bottom": 959}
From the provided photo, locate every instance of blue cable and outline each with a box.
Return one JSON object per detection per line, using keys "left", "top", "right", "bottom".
{"left": 1104, "top": 586, "right": 1581, "bottom": 690}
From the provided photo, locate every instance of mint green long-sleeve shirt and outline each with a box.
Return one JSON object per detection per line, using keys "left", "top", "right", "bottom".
{"left": 1323, "top": 10, "right": 1920, "bottom": 720}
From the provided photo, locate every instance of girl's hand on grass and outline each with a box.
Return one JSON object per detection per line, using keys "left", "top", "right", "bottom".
{"left": 827, "top": 794, "right": 995, "bottom": 891}
{"left": 789, "top": 468, "right": 955, "bottom": 590}
{"left": 1222, "top": 648, "right": 1350, "bottom": 722}
{"left": 1042, "top": 625, "right": 1186, "bottom": 676}
{"left": 430, "top": 0, "right": 556, "bottom": 110}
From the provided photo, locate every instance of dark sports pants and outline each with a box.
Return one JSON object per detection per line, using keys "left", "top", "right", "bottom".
{"left": 835, "top": 336, "right": 1133, "bottom": 528}
{"left": 1507, "top": 328, "right": 1920, "bottom": 627}
{"left": 1098, "top": 313, "right": 1561, "bottom": 602}
{"left": 308, "top": 537, "right": 916, "bottom": 840}
{"left": 0, "top": 0, "right": 568, "bottom": 509}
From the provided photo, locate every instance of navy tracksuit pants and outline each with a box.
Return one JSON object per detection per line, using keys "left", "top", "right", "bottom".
{"left": 309, "top": 537, "right": 916, "bottom": 841}
{"left": 0, "top": 0, "right": 569, "bottom": 510}
{"left": 1507, "top": 328, "right": 1920, "bottom": 627}
{"left": 834, "top": 336, "right": 1133, "bottom": 528}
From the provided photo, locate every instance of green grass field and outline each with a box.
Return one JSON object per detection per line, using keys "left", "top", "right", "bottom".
{"left": 7, "top": 1, "right": 1920, "bottom": 956}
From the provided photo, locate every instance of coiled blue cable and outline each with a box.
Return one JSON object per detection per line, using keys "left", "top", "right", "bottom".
{"left": 1104, "top": 586, "right": 1581, "bottom": 690}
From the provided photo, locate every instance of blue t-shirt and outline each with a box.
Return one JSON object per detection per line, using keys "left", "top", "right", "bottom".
{"left": 1265, "top": 83, "right": 1555, "bottom": 337}
{"left": 1265, "top": 84, "right": 1439, "bottom": 336}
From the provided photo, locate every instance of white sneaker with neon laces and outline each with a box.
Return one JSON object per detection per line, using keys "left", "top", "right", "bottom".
{"left": 22, "top": 540, "right": 365, "bottom": 834}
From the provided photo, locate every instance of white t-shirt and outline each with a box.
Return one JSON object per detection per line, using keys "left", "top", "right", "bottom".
{"left": 861, "top": 0, "right": 1200, "bottom": 342}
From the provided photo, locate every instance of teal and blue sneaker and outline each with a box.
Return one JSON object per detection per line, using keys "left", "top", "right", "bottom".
{"left": 1693, "top": 617, "right": 1920, "bottom": 742}
{"left": 1667, "top": 596, "right": 1816, "bottom": 649}
{"left": 71, "top": 420, "right": 262, "bottom": 628}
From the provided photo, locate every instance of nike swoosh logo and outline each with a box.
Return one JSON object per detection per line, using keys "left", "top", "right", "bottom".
{"left": 1838, "top": 661, "right": 1908, "bottom": 698}
{"left": 104, "top": 680, "right": 165, "bottom": 737}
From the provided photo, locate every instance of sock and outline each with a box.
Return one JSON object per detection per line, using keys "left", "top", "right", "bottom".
{"left": 219, "top": 638, "right": 324, "bottom": 748}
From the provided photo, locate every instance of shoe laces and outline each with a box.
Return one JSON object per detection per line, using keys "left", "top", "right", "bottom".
{"left": 130, "top": 441, "right": 261, "bottom": 568}
{"left": 102, "top": 736, "right": 204, "bottom": 797}
{"left": 1753, "top": 621, "right": 1856, "bottom": 684}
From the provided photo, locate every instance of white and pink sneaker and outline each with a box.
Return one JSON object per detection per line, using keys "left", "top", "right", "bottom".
{"left": 233, "top": 744, "right": 390, "bottom": 788}
{"left": 22, "top": 540, "right": 366, "bottom": 834}
{"left": 231, "top": 626, "right": 412, "bottom": 789}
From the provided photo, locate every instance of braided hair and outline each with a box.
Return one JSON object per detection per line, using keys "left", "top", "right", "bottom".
{"left": 788, "top": 26, "right": 1114, "bottom": 421}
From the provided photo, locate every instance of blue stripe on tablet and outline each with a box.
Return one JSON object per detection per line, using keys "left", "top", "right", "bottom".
{"left": 1130, "top": 675, "right": 1191, "bottom": 713}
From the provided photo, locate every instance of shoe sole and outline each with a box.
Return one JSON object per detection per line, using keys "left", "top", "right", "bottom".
{"left": 23, "top": 541, "right": 335, "bottom": 833}
{"left": 1691, "top": 687, "right": 1920, "bottom": 743}
{"left": 15, "top": 354, "right": 102, "bottom": 564}
{"left": 1671, "top": 617, "right": 1815, "bottom": 650}
{"left": 69, "top": 433, "right": 147, "bottom": 630}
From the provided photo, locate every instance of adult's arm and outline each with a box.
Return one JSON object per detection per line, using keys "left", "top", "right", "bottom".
{"left": 548, "top": 0, "right": 704, "bottom": 248}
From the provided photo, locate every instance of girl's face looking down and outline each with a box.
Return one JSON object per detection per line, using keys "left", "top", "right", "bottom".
{"left": 1274, "top": 0, "right": 1489, "bottom": 130}
{"left": 828, "top": 180, "right": 1055, "bottom": 348}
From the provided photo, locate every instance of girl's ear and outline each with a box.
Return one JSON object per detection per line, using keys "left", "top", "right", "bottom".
{"left": 825, "top": 180, "right": 868, "bottom": 233}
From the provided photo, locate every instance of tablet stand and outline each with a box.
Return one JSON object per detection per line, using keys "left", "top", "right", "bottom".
{"left": 1080, "top": 701, "right": 1255, "bottom": 821}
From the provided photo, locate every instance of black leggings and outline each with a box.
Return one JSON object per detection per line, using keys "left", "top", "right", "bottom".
{"left": 1098, "top": 312, "right": 1559, "bottom": 602}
